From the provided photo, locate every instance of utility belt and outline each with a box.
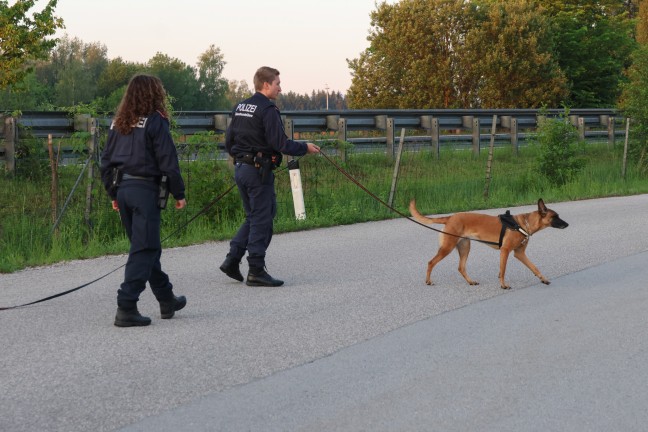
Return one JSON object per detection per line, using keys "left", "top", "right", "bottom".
{"left": 110, "top": 168, "right": 169, "bottom": 209}
{"left": 235, "top": 152, "right": 281, "bottom": 184}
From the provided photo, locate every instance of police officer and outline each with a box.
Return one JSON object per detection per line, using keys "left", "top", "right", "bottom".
{"left": 220, "top": 66, "right": 320, "bottom": 286}
{"left": 100, "top": 74, "right": 187, "bottom": 327}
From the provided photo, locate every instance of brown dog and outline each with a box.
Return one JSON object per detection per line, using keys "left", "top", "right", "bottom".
{"left": 409, "top": 199, "right": 568, "bottom": 289}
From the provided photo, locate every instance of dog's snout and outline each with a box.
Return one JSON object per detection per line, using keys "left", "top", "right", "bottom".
{"left": 553, "top": 218, "right": 568, "bottom": 229}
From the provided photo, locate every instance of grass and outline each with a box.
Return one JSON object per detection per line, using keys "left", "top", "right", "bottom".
{"left": 1, "top": 141, "right": 646, "bottom": 273}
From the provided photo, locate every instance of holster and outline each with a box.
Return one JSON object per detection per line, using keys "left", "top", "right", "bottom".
{"left": 109, "top": 167, "right": 122, "bottom": 197}
{"left": 158, "top": 175, "right": 170, "bottom": 209}
{"left": 254, "top": 153, "right": 274, "bottom": 185}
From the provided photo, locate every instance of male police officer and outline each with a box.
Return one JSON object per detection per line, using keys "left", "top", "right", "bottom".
{"left": 220, "top": 66, "right": 320, "bottom": 287}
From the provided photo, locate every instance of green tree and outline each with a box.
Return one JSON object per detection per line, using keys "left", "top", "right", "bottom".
{"left": 347, "top": 0, "right": 567, "bottom": 109}
{"left": 467, "top": 0, "right": 568, "bottom": 108}
{"left": 0, "top": 69, "right": 51, "bottom": 109}
{"left": 196, "top": 44, "right": 229, "bottom": 109}
{"left": 147, "top": 52, "right": 201, "bottom": 110}
{"left": 544, "top": 0, "right": 637, "bottom": 107}
{"left": 347, "top": 0, "right": 477, "bottom": 108}
{"left": 619, "top": 45, "right": 648, "bottom": 172}
{"left": 534, "top": 113, "right": 585, "bottom": 186}
{"left": 0, "top": 0, "right": 63, "bottom": 88}
{"left": 46, "top": 35, "right": 108, "bottom": 106}
{"left": 225, "top": 79, "right": 252, "bottom": 107}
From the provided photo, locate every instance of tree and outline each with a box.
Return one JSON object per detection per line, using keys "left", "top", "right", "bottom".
{"left": 544, "top": 0, "right": 637, "bottom": 107}
{"left": 0, "top": 0, "right": 63, "bottom": 88}
{"left": 196, "top": 44, "right": 229, "bottom": 109}
{"left": 347, "top": 0, "right": 478, "bottom": 109}
{"left": 466, "top": 0, "right": 568, "bottom": 108}
{"left": 225, "top": 79, "right": 252, "bottom": 107}
{"left": 147, "top": 53, "right": 201, "bottom": 110}
{"left": 347, "top": 0, "right": 567, "bottom": 109}
{"left": 619, "top": 45, "right": 648, "bottom": 172}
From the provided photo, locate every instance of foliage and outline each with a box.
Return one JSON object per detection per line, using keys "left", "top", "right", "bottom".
{"left": 0, "top": 0, "right": 63, "bottom": 88}
{"left": 619, "top": 45, "right": 648, "bottom": 173}
{"left": 347, "top": 0, "right": 568, "bottom": 109}
{"left": 532, "top": 113, "right": 585, "bottom": 186}
{"left": 543, "top": 0, "right": 637, "bottom": 107}
{"left": 1, "top": 138, "right": 645, "bottom": 273}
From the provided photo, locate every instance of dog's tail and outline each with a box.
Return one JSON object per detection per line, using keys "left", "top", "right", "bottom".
{"left": 409, "top": 200, "right": 450, "bottom": 225}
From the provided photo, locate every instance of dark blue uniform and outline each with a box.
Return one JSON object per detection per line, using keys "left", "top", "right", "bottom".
{"left": 225, "top": 92, "right": 307, "bottom": 269}
{"left": 100, "top": 111, "right": 185, "bottom": 308}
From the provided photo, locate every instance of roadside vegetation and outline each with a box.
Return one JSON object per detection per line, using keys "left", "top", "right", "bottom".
{"left": 1, "top": 131, "right": 645, "bottom": 273}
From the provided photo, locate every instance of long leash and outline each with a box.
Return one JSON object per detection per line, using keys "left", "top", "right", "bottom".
{"left": 318, "top": 149, "right": 500, "bottom": 246}
{"left": 0, "top": 183, "right": 237, "bottom": 311}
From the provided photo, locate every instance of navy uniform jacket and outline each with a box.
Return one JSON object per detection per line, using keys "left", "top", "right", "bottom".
{"left": 225, "top": 92, "right": 307, "bottom": 159}
{"left": 100, "top": 111, "right": 185, "bottom": 200}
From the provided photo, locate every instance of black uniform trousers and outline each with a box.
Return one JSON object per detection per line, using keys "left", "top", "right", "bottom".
{"left": 116, "top": 180, "right": 174, "bottom": 306}
{"left": 228, "top": 162, "right": 276, "bottom": 268}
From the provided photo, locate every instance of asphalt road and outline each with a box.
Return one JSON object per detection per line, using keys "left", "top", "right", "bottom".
{"left": 1, "top": 195, "right": 647, "bottom": 432}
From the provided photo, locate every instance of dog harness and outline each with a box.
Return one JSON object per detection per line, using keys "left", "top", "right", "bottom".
{"left": 498, "top": 210, "right": 530, "bottom": 248}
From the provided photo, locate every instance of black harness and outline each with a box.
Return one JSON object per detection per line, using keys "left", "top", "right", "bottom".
{"left": 498, "top": 210, "right": 530, "bottom": 248}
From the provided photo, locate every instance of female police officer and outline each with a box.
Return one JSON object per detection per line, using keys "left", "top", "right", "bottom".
{"left": 100, "top": 74, "right": 187, "bottom": 327}
{"left": 219, "top": 66, "right": 320, "bottom": 286}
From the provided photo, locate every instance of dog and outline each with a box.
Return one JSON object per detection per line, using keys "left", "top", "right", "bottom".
{"left": 409, "top": 199, "right": 568, "bottom": 289}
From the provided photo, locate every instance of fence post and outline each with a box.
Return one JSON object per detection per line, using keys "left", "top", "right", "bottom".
{"left": 577, "top": 117, "right": 586, "bottom": 141}
{"left": 337, "top": 117, "right": 347, "bottom": 163}
{"left": 4, "top": 116, "right": 16, "bottom": 173}
{"left": 388, "top": 128, "right": 406, "bottom": 208}
{"left": 385, "top": 117, "right": 395, "bottom": 160}
{"left": 74, "top": 114, "right": 96, "bottom": 229}
{"left": 501, "top": 116, "right": 519, "bottom": 155}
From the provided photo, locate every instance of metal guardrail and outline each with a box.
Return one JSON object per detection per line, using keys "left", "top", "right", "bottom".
{"left": 1, "top": 108, "right": 624, "bottom": 168}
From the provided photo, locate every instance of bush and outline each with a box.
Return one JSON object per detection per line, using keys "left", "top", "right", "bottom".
{"left": 533, "top": 114, "right": 585, "bottom": 186}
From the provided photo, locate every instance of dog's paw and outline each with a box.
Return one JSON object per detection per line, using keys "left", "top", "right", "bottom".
{"left": 425, "top": 280, "right": 432, "bottom": 286}
{"left": 541, "top": 280, "right": 551, "bottom": 285}
{"left": 500, "top": 284, "right": 511, "bottom": 290}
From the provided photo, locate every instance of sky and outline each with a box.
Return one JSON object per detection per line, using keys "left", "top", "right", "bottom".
{"left": 42, "top": 0, "right": 394, "bottom": 95}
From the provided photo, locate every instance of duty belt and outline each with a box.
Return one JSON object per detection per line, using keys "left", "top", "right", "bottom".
{"left": 122, "top": 173, "right": 156, "bottom": 182}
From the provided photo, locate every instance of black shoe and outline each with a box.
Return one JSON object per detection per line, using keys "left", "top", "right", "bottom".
{"left": 159, "top": 295, "right": 187, "bottom": 319}
{"left": 220, "top": 256, "right": 244, "bottom": 282}
{"left": 246, "top": 268, "right": 284, "bottom": 287}
{"left": 114, "top": 307, "right": 152, "bottom": 327}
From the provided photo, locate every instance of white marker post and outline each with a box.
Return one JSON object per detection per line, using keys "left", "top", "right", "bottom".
{"left": 288, "top": 159, "right": 306, "bottom": 220}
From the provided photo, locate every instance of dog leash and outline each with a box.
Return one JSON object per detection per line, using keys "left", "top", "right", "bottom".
{"left": 318, "top": 149, "right": 501, "bottom": 247}
{"left": 0, "top": 183, "right": 237, "bottom": 311}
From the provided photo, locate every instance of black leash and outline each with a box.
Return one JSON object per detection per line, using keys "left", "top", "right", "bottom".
{"left": 318, "top": 149, "right": 501, "bottom": 246}
{"left": 0, "top": 183, "right": 237, "bottom": 311}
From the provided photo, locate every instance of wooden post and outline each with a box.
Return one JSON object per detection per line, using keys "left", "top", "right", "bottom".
{"left": 606, "top": 116, "right": 616, "bottom": 149}
{"left": 622, "top": 118, "right": 630, "bottom": 179}
{"left": 337, "top": 117, "right": 347, "bottom": 163}
{"left": 388, "top": 128, "right": 406, "bottom": 208}
{"left": 78, "top": 116, "right": 97, "bottom": 229}
{"left": 48, "top": 134, "right": 59, "bottom": 230}
{"left": 4, "top": 117, "right": 16, "bottom": 173}
{"left": 483, "top": 115, "right": 497, "bottom": 199}
{"left": 385, "top": 118, "right": 395, "bottom": 160}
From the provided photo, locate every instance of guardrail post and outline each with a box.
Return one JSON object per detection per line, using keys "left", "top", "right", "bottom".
{"left": 421, "top": 115, "right": 440, "bottom": 159}
{"left": 386, "top": 118, "right": 395, "bottom": 160}
{"left": 337, "top": 117, "right": 347, "bottom": 162}
{"left": 3, "top": 116, "right": 16, "bottom": 173}
{"left": 501, "top": 116, "right": 519, "bottom": 155}
{"left": 463, "top": 116, "right": 480, "bottom": 155}
{"left": 214, "top": 114, "right": 228, "bottom": 133}
{"left": 603, "top": 115, "right": 615, "bottom": 148}
{"left": 577, "top": 117, "right": 585, "bottom": 141}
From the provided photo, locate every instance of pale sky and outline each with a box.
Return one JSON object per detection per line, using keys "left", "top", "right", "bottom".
{"left": 44, "top": 0, "right": 393, "bottom": 95}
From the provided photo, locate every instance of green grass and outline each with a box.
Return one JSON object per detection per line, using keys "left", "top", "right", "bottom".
{"left": 1, "top": 142, "right": 646, "bottom": 273}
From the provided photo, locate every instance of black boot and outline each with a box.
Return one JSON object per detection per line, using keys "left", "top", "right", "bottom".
{"left": 159, "top": 295, "right": 187, "bottom": 319}
{"left": 246, "top": 266, "right": 284, "bottom": 287}
{"left": 114, "top": 305, "right": 151, "bottom": 327}
{"left": 220, "top": 256, "right": 244, "bottom": 282}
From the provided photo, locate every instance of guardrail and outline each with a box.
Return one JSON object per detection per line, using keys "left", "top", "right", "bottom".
{"left": 1, "top": 108, "right": 624, "bottom": 171}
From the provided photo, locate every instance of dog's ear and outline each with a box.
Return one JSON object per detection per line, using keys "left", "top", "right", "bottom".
{"left": 537, "top": 198, "right": 548, "bottom": 215}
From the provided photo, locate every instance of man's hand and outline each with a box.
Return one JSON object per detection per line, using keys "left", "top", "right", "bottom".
{"left": 306, "top": 142, "right": 320, "bottom": 154}
{"left": 111, "top": 200, "right": 119, "bottom": 211}
{"left": 175, "top": 199, "right": 186, "bottom": 209}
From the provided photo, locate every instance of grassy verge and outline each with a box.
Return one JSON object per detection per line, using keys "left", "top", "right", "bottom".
{"left": 1, "top": 142, "right": 645, "bottom": 273}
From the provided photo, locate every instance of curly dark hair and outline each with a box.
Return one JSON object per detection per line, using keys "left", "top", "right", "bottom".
{"left": 113, "top": 74, "right": 168, "bottom": 135}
